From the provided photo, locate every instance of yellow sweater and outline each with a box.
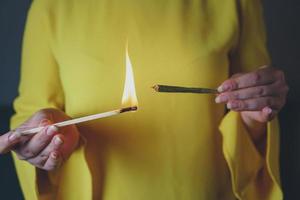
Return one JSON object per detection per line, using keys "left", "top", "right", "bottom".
{"left": 11, "top": 0, "right": 283, "bottom": 199}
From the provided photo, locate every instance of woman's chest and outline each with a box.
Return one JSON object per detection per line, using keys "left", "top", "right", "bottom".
{"left": 51, "top": 0, "right": 238, "bottom": 115}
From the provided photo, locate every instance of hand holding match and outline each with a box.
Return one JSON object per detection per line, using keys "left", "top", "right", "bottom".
{"left": 17, "top": 106, "right": 138, "bottom": 136}
{"left": 1, "top": 108, "right": 81, "bottom": 170}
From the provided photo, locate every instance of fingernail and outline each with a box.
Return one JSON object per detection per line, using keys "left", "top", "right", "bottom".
{"left": 215, "top": 95, "right": 227, "bottom": 103}
{"left": 215, "top": 96, "right": 221, "bottom": 103}
{"left": 227, "top": 102, "right": 238, "bottom": 109}
{"left": 54, "top": 136, "right": 63, "bottom": 146}
{"left": 263, "top": 107, "right": 272, "bottom": 114}
{"left": 227, "top": 102, "right": 232, "bottom": 109}
{"left": 217, "top": 85, "right": 224, "bottom": 93}
{"left": 46, "top": 125, "right": 58, "bottom": 136}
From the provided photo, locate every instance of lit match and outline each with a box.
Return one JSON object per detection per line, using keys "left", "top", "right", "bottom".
{"left": 18, "top": 47, "right": 138, "bottom": 136}
{"left": 152, "top": 84, "right": 218, "bottom": 94}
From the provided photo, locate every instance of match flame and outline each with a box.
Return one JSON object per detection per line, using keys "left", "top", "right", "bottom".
{"left": 121, "top": 48, "right": 138, "bottom": 108}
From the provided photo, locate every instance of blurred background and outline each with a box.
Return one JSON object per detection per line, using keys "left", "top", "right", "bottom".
{"left": 0, "top": 0, "right": 299, "bottom": 199}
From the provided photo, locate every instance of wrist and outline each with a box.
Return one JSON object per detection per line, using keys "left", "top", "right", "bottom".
{"left": 240, "top": 112, "right": 267, "bottom": 155}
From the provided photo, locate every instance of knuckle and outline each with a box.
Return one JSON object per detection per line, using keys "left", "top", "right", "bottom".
{"left": 49, "top": 144, "right": 59, "bottom": 152}
{"left": 40, "top": 153, "right": 49, "bottom": 160}
{"left": 244, "top": 100, "right": 254, "bottom": 110}
{"left": 227, "top": 80, "right": 238, "bottom": 90}
{"left": 231, "top": 81, "right": 238, "bottom": 90}
{"left": 240, "top": 99, "right": 252, "bottom": 110}
{"left": 237, "top": 101, "right": 245, "bottom": 110}
{"left": 36, "top": 154, "right": 50, "bottom": 166}
{"left": 227, "top": 92, "right": 237, "bottom": 100}
{"left": 251, "top": 72, "right": 261, "bottom": 84}
{"left": 37, "top": 135, "right": 51, "bottom": 146}
{"left": 21, "top": 149, "right": 37, "bottom": 159}
{"left": 232, "top": 92, "right": 240, "bottom": 99}
{"left": 257, "top": 87, "right": 265, "bottom": 96}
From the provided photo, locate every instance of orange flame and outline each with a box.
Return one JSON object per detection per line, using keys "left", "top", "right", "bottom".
{"left": 121, "top": 47, "right": 138, "bottom": 108}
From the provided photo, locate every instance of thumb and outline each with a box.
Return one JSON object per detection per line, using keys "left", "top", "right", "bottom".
{"left": 261, "top": 107, "right": 277, "bottom": 122}
{"left": 0, "top": 131, "right": 21, "bottom": 154}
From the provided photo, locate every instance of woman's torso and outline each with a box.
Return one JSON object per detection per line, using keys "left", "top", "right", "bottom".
{"left": 49, "top": 0, "right": 239, "bottom": 199}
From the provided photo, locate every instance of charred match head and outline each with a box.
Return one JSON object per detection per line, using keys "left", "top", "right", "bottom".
{"left": 120, "top": 106, "right": 138, "bottom": 113}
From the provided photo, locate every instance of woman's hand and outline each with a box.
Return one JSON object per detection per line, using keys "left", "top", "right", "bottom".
{"left": 215, "top": 66, "right": 288, "bottom": 143}
{"left": 0, "top": 108, "right": 79, "bottom": 171}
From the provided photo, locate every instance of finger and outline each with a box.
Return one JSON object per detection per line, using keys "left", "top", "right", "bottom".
{"left": 218, "top": 67, "right": 278, "bottom": 92}
{"left": 0, "top": 131, "right": 21, "bottom": 154}
{"left": 24, "top": 111, "right": 54, "bottom": 128}
{"left": 243, "top": 107, "right": 278, "bottom": 124}
{"left": 226, "top": 97, "right": 283, "bottom": 111}
{"left": 16, "top": 125, "right": 58, "bottom": 160}
{"left": 215, "top": 84, "right": 280, "bottom": 103}
{"left": 231, "top": 73, "right": 245, "bottom": 79}
{"left": 26, "top": 134, "right": 64, "bottom": 167}
{"left": 14, "top": 119, "right": 52, "bottom": 145}
{"left": 261, "top": 107, "right": 277, "bottom": 122}
{"left": 43, "top": 151, "right": 63, "bottom": 171}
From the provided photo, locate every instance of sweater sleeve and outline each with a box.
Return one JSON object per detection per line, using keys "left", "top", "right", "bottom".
{"left": 10, "top": 1, "right": 91, "bottom": 200}
{"left": 219, "top": 0, "right": 283, "bottom": 199}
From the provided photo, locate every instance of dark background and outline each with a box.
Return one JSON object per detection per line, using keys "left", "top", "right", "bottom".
{"left": 0, "top": 0, "right": 299, "bottom": 199}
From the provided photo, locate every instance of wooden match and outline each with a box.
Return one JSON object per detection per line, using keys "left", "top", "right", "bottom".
{"left": 17, "top": 106, "right": 138, "bottom": 136}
